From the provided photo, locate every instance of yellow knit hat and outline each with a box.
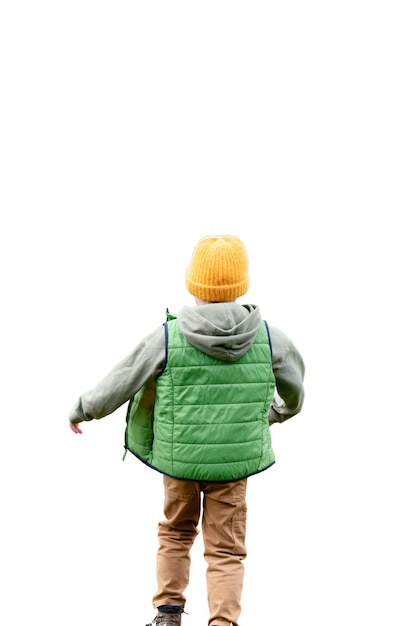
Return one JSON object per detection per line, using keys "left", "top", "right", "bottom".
{"left": 185, "top": 235, "right": 249, "bottom": 302}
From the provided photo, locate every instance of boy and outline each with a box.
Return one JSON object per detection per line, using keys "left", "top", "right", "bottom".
{"left": 69, "top": 235, "right": 305, "bottom": 626}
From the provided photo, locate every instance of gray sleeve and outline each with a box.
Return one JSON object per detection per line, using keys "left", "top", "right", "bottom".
{"left": 68, "top": 325, "right": 166, "bottom": 423}
{"left": 267, "top": 325, "right": 305, "bottom": 424}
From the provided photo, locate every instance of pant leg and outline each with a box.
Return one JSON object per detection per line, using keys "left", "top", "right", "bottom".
{"left": 202, "top": 479, "right": 247, "bottom": 626}
{"left": 152, "top": 475, "right": 201, "bottom": 608}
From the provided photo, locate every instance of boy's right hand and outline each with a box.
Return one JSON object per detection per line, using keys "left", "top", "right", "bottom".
{"left": 69, "top": 421, "right": 83, "bottom": 434}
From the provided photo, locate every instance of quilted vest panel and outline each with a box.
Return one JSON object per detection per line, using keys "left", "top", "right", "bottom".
{"left": 125, "top": 319, "right": 275, "bottom": 481}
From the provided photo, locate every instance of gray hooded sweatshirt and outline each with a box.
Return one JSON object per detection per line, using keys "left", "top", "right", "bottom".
{"left": 69, "top": 303, "right": 305, "bottom": 425}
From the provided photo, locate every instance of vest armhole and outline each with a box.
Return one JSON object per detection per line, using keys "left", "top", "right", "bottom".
{"left": 159, "top": 321, "right": 169, "bottom": 375}
{"left": 263, "top": 320, "right": 273, "bottom": 357}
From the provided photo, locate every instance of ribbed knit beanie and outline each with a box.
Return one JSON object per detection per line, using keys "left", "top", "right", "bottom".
{"left": 185, "top": 235, "right": 249, "bottom": 302}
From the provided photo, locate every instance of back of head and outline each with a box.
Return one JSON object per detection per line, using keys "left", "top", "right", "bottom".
{"left": 185, "top": 235, "right": 249, "bottom": 303}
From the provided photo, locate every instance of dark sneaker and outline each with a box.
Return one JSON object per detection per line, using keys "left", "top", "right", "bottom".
{"left": 146, "top": 609, "right": 184, "bottom": 626}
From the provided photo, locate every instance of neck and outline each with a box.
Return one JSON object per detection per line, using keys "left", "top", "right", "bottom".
{"left": 194, "top": 298, "right": 236, "bottom": 306}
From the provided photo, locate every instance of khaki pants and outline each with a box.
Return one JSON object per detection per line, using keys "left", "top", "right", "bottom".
{"left": 153, "top": 475, "right": 248, "bottom": 626}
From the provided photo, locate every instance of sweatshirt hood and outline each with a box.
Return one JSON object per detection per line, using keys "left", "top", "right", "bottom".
{"left": 176, "top": 303, "right": 263, "bottom": 362}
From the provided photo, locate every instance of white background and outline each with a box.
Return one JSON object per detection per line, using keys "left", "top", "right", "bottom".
{"left": 1, "top": 2, "right": 416, "bottom": 625}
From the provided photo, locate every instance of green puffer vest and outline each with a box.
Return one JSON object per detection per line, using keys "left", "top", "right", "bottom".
{"left": 124, "top": 318, "right": 276, "bottom": 481}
